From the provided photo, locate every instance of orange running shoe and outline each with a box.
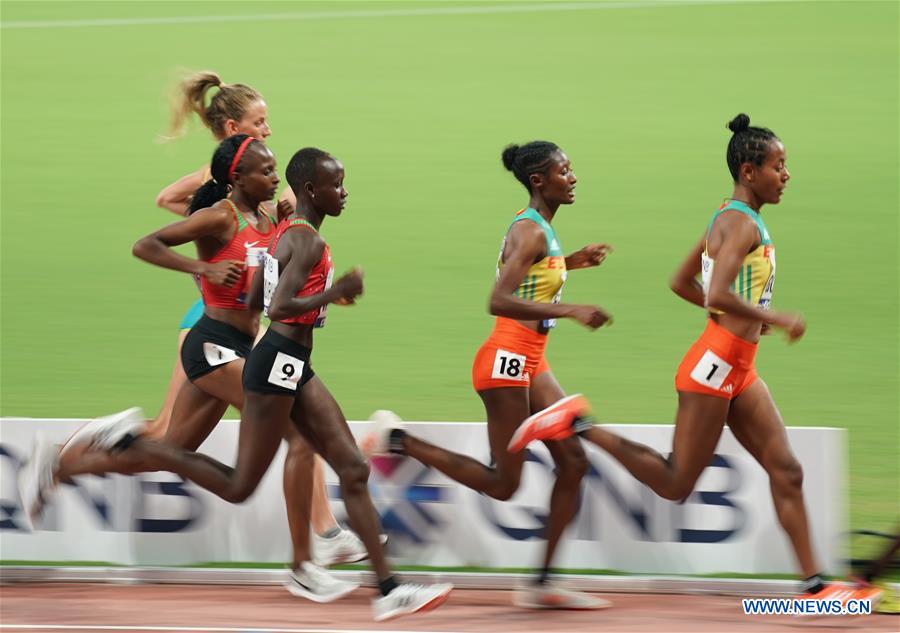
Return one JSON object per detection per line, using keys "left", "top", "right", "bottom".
{"left": 508, "top": 394, "right": 590, "bottom": 453}
{"left": 803, "top": 582, "right": 883, "bottom": 609}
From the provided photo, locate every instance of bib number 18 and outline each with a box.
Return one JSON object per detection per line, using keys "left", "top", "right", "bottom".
{"left": 491, "top": 349, "right": 527, "bottom": 381}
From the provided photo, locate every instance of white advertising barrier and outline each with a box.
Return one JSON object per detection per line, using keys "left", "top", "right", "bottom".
{"left": 0, "top": 418, "right": 846, "bottom": 575}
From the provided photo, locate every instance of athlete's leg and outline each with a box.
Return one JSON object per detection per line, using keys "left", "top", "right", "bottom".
{"left": 54, "top": 380, "right": 227, "bottom": 481}
{"left": 528, "top": 371, "right": 589, "bottom": 570}
{"left": 579, "top": 391, "right": 730, "bottom": 501}
{"left": 282, "top": 423, "right": 314, "bottom": 565}
{"left": 290, "top": 377, "right": 390, "bottom": 579}
{"left": 125, "top": 392, "right": 292, "bottom": 503}
{"left": 311, "top": 457, "right": 340, "bottom": 534}
{"left": 146, "top": 329, "right": 190, "bottom": 437}
{"left": 397, "top": 387, "right": 529, "bottom": 501}
{"left": 197, "top": 362, "right": 315, "bottom": 566}
{"left": 726, "top": 379, "right": 818, "bottom": 577}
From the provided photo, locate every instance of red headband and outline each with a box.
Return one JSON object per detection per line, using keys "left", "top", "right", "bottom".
{"left": 227, "top": 137, "right": 255, "bottom": 181}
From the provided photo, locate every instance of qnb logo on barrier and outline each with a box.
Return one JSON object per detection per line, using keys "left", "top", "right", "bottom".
{"left": 0, "top": 445, "right": 204, "bottom": 533}
{"left": 478, "top": 449, "right": 746, "bottom": 544}
{"left": 328, "top": 455, "right": 449, "bottom": 545}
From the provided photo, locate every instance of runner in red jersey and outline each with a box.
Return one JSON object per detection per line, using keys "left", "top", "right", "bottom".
{"left": 21, "top": 136, "right": 358, "bottom": 603}
{"left": 103, "top": 148, "right": 452, "bottom": 622}
{"left": 149, "top": 71, "right": 360, "bottom": 568}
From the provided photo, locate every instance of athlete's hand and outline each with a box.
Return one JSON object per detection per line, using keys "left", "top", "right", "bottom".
{"left": 203, "top": 260, "right": 244, "bottom": 287}
{"left": 276, "top": 198, "right": 294, "bottom": 222}
{"left": 770, "top": 311, "right": 806, "bottom": 343}
{"left": 333, "top": 267, "right": 364, "bottom": 303}
{"left": 568, "top": 305, "right": 612, "bottom": 329}
{"left": 566, "top": 244, "right": 612, "bottom": 270}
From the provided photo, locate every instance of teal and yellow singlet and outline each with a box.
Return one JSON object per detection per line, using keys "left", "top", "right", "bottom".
{"left": 701, "top": 200, "right": 776, "bottom": 312}
{"left": 497, "top": 208, "right": 567, "bottom": 328}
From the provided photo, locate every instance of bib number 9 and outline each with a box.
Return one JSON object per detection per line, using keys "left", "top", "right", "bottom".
{"left": 267, "top": 351, "right": 304, "bottom": 391}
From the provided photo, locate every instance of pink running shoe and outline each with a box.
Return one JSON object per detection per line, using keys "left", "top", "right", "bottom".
{"left": 508, "top": 394, "right": 590, "bottom": 453}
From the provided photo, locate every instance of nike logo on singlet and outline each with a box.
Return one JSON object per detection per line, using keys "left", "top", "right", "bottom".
{"left": 244, "top": 241, "right": 260, "bottom": 249}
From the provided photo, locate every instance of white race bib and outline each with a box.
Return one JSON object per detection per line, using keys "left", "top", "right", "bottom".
{"left": 267, "top": 352, "right": 304, "bottom": 391}
{"left": 262, "top": 252, "right": 279, "bottom": 317}
{"left": 491, "top": 349, "right": 527, "bottom": 381}
{"left": 203, "top": 342, "right": 240, "bottom": 367}
{"left": 689, "top": 350, "right": 733, "bottom": 390}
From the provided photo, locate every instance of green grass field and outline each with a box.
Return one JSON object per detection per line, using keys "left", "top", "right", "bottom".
{"left": 1, "top": 0, "right": 897, "bottom": 545}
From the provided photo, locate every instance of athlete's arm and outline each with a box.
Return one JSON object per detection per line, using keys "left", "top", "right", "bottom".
{"left": 489, "top": 221, "right": 610, "bottom": 328}
{"left": 669, "top": 235, "right": 705, "bottom": 308}
{"left": 267, "top": 230, "right": 363, "bottom": 322}
{"left": 155, "top": 166, "right": 207, "bottom": 216}
{"left": 565, "top": 243, "right": 612, "bottom": 270}
{"left": 277, "top": 187, "right": 297, "bottom": 216}
{"left": 132, "top": 206, "right": 243, "bottom": 287}
{"left": 706, "top": 216, "right": 805, "bottom": 340}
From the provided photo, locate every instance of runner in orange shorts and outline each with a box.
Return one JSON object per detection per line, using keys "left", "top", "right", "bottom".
{"left": 509, "top": 114, "right": 880, "bottom": 607}
{"left": 364, "top": 141, "right": 613, "bottom": 609}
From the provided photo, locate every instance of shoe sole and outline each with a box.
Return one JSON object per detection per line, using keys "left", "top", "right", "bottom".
{"left": 374, "top": 587, "right": 452, "bottom": 622}
{"left": 285, "top": 580, "right": 359, "bottom": 603}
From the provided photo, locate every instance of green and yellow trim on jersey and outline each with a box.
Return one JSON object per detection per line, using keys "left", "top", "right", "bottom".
{"left": 701, "top": 199, "right": 776, "bottom": 312}
{"left": 497, "top": 207, "right": 567, "bottom": 328}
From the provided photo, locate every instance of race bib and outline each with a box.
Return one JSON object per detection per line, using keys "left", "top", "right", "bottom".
{"left": 689, "top": 350, "right": 733, "bottom": 390}
{"left": 267, "top": 352, "right": 305, "bottom": 391}
{"left": 262, "top": 252, "right": 279, "bottom": 317}
{"left": 203, "top": 342, "right": 240, "bottom": 367}
{"left": 491, "top": 349, "right": 527, "bottom": 381}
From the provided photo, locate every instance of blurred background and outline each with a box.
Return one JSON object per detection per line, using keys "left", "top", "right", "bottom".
{"left": 1, "top": 0, "right": 897, "bottom": 558}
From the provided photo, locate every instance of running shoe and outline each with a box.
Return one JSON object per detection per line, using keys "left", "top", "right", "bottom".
{"left": 17, "top": 431, "right": 58, "bottom": 530}
{"left": 284, "top": 561, "right": 359, "bottom": 603}
{"left": 803, "top": 581, "right": 883, "bottom": 609}
{"left": 63, "top": 407, "right": 147, "bottom": 452}
{"left": 873, "top": 581, "right": 898, "bottom": 614}
{"left": 312, "top": 527, "right": 389, "bottom": 566}
{"left": 359, "top": 409, "right": 403, "bottom": 457}
{"left": 372, "top": 582, "right": 453, "bottom": 621}
{"left": 513, "top": 581, "right": 612, "bottom": 610}
{"left": 507, "top": 394, "right": 590, "bottom": 453}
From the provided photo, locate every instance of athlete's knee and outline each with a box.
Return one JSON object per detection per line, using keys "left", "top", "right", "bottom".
{"left": 335, "top": 456, "right": 370, "bottom": 493}
{"left": 555, "top": 448, "right": 589, "bottom": 482}
{"left": 487, "top": 471, "right": 521, "bottom": 501}
{"left": 771, "top": 456, "right": 804, "bottom": 492}
{"left": 285, "top": 436, "right": 314, "bottom": 462}
{"left": 660, "top": 476, "right": 698, "bottom": 502}
{"left": 223, "top": 474, "right": 262, "bottom": 504}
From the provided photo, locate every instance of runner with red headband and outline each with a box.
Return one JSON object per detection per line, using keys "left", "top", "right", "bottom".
{"left": 20, "top": 135, "right": 360, "bottom": 603}
{"left": 36, "top": 71, "right": 372, "bottom": 571}
{"left": 61, "top": 147, "right": 453, "bottom": 622}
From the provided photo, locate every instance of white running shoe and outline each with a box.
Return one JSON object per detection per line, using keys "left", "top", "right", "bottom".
{"left": 513, "top": 582, "right": 612, "bottom": 610}
{"left": 63, "top": 407, "right": 147, "bottom": 453}
{"left": 17, "top": 432, "right": 58, "bottom": 530}
{"left": 372, "top": 582, "right": 453, "bottom": 621}
{"left": 284, "top": 561, "right": 359, "bottom": 603}
{"left": 312, "top": 528, "right": 389, "bottom": 566}
{"left": 359, "top": 409, "right": 403, "bottom": 457}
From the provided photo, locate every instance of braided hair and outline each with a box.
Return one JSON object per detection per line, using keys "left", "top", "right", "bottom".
{"left": 501, "top": 141, "right": 560, "bottom": 192}
{"left": 189, "top": 134, "right": 261, "bottom": 213}
{"left": 726, "top": 114, "right": 779, "bottom": 181}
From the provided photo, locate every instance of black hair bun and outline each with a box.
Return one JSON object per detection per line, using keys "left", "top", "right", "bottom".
{"left": 728, "top": 113, "right": 751, "bottom": 133}
{"left": 501, "top": 144, "right": 520, "bottom": 171}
